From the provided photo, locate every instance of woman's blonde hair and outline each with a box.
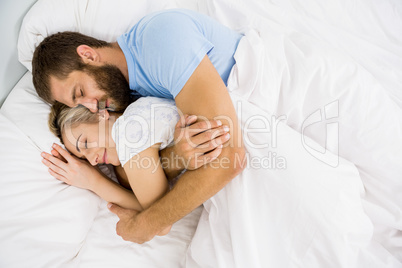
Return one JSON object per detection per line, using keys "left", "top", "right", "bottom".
{"left": 49, "top": 102, "right": 99, "bottom": 144}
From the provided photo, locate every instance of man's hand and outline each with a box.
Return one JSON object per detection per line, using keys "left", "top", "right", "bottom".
{"left": 163, "top": 114, "right": 231, "bottom": 171}
{"left": 108, "top": 203, "right": 164, "bottom": 243}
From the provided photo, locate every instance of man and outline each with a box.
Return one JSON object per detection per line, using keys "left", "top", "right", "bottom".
{"left": 32, "top": 9, "right": 246, "bottom": 243}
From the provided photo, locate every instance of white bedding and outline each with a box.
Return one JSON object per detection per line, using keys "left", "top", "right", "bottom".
{"left": 0, "top": 72, "right": 204, "bottom": 267}
{"left": 185, "top": 29, "right": 402, "bottom": 267}
{"left": 0, "top": 0, "right": 401, "bottom": 267}
{"left": 0, "top": 82, "right": 100, "bottom": 267}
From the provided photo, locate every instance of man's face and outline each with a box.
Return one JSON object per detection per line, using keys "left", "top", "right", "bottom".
{"left": 50, "top": 64, "right": 132, "bottom": 112}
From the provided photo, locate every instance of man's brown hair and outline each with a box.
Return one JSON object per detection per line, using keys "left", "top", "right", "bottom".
{"left": 32, "top": 31, "right": 111, "bottom": 104}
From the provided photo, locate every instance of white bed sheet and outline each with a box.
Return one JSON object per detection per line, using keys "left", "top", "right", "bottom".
{"left": 184, "top": 29, "right": 401, "bottom": 267}
{"left": 78, "top": 200, "right": 202, "bottom": 267}
{"left": 0, "top": 0, "right": 400, "bottom": 267}
{"left": 202, "top": 0, "right": 402, "bottom": 263}
{"left": 0, "top": 76, "right": 101, "bottom": 267}
{"left": 209, "top": 0, "right": 402, "bottom": 263}
{"left": 0, "top": 72, "right": 203, "bottom": 267}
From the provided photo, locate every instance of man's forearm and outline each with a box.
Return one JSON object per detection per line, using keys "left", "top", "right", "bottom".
{"left": 139, "top": 146, "right": 245, "bottom": 232}
{"left": 139, "top": 55, "right": 247, "bottom": 238}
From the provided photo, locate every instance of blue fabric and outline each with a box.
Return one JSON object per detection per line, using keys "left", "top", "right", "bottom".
{"left": 117, "top": 9, "right": 243, "bottom": 99}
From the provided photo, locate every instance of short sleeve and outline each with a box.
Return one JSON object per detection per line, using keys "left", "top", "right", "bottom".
{"left": 137, "top": 11, "right": 214, "bottom": 97}
{"left": 111, "top": 97, "right": 179, "bottom": 167}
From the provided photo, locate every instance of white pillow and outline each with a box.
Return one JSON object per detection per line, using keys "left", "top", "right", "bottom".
{"left": 0, "top": 72, "right": 102, "bottom": 266}
{"left": 17, "top": 0, "right": 87, "bottom": 71}
{"left": 5, "top": 1, "right": 202, "bottom": 264}
{"left": 1, "top": 72, "right": 57, "bottom": 151}
{"left": 17, "top": 0, "right": 198, "bottom": 71}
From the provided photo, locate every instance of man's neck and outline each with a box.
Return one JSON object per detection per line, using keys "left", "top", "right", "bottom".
{"left": 95, "top": 42, "right": 129, "bottom": 83}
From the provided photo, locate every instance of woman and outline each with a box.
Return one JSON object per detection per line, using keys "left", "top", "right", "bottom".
{"left": 41, "top": 97, "right": 231, "bottom": 235}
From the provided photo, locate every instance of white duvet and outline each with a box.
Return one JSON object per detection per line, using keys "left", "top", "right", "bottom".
{"left": 185, "top": 27, "right": 402, "bottom": 267}
{"left": 0, "top": 0, "right": 401, "bottom": 267}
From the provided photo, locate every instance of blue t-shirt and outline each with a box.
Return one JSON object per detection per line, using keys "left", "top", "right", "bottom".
{"left": 117, "top": 9, "right": 243, "bottom": 99}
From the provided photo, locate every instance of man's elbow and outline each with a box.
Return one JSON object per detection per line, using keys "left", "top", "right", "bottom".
{"left": 232, "top": 146, "right": 247, "bottom": 175}
{"left": 157, "top": 225, "right": 172, "bottom": 236}
{"left": 220, "top": 146, "right": 247, "bottom": 178}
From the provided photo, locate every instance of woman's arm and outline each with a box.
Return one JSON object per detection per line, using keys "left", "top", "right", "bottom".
{"left": 90, "top": 171, "right": 142, "bottom": 211}
{"left": 41, "top": 144, "right": 142, "bottom": 211}
{"left": 123, "top": 143, "right": 172, "bottom": 235}
{"left": 122, "top": 143, "right": 169, "bottom": 210}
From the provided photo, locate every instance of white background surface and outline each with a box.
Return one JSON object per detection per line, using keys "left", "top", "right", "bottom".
{"left": 0, "top": 0, "right": 36, "bottom": 106}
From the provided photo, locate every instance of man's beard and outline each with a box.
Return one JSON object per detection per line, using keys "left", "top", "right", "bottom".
{"left": 83, "top": 64, "right": 138, "bottom": 112}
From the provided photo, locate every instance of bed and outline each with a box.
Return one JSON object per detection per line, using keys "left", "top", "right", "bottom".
{"left": 0, "top": 0, "right": 401, "bottom": 267}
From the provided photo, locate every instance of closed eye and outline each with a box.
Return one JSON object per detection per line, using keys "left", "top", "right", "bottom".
{"left": 85, "top": 139, "right": 88, "bottom": 149}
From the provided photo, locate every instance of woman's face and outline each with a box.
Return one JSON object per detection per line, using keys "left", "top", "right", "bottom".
{"left": 61, "top": 116, "right": 120, "bottom": 166}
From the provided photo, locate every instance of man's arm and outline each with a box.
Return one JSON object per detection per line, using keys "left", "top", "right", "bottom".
{"left": 141, "top": 54, "right": 246, "bottom": 227}
{"left": 108, "top": 55, "right": 246, "bottom": 243}
{"left": 159, "top": 114, "right": 231, "bottom": 181}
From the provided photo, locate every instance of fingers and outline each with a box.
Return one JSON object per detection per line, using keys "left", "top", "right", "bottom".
{"left": 47, "top": 167, "right": 68, "bottom": 183}
{"left": 185, "top": 115, "right": 197, "bottom": 126}
{"left": 42, "top": 158, "right": 67, "bottom": 176}
{"left": 202, "top": 145, "right": 223, "bottom": 161}
{"left": 188, "top": 119, "right": 223, "bottom": 135}
{"left": 51, "top": 143, "right": 73, "bottom": 162}
{"left": 108, "top": 203, "right": 141, "bottom": 220}
{"left": 51, "top": 149, "right": 67, "bottom": 163}
{"left": 41, "top": 151, "right": 68, "bottom": 170}
{"left": 185, "top": 128, "right": 230, "bottom": 170}
{"left": 108, "top": 203, "right": 127, "bottom": 218}
{"left": 175, "top": 114, "right": 189, "bottom": 129}
{"left": 187, "top": 145, "right": 224, "bottom": 170}
{"left": 192, "top": 125, "right": 230, "bottom": 147}
{"left": 197, "top": 133, "right": 229, "bottom": 153}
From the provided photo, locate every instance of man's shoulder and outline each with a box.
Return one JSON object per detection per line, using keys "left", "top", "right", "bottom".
{"left": 139, "top": 8, "right": 201, "bottom": 25}
{"left": 118, "top": 9, "right": 200, "bottom": 52}
{"left": 126, "top": 9, "right": 204, "bottom": 37}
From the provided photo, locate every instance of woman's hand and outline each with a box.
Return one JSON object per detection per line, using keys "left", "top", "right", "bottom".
{"left": 41, "top": 143, "right": 100, "bottom": 190}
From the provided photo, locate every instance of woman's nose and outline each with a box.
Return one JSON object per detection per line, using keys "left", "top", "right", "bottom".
{"left": 85, "top": 150, "right": 98, "bottom": 166}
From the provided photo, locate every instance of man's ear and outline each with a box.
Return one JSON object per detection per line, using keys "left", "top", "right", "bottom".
{"left": 98, "top": 109, "right": 110, "bottom": 121}
{"left": 77, "top": 45, "right": 99, "bottom": 63}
